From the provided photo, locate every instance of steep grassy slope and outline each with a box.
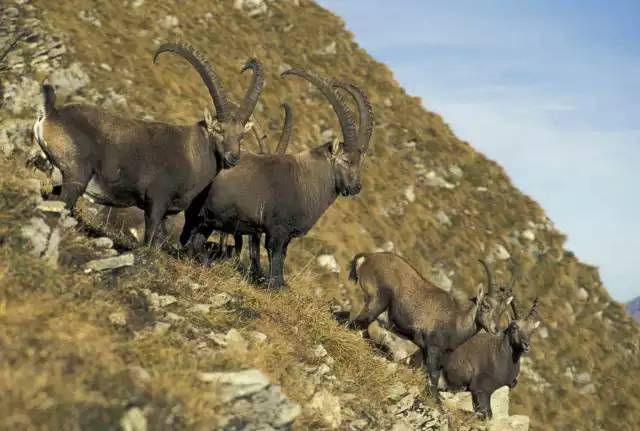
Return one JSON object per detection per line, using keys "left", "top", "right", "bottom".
{"left": 2, "top": 0, "right": 639, "bottom": 429}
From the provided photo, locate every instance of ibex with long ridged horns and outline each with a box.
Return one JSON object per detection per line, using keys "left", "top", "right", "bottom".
{"left": 348, "top": 253, "right": 514, "bottom": 402}
{"left": 181, "top": 69, "right": 374, "bottom": 288}
{"left": 442, "top": 295, "right": 541, "bottom": 418}
{"left": 32, "top": 42, "right": 264, "bottom": 246}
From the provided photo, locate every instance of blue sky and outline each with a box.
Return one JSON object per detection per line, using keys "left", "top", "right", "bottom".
{"left": 318, "top": 0, "right": 640, "bottom": 302}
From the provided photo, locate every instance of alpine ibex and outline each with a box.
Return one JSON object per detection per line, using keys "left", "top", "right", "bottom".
{"left": 442, "top": 296, "right": 541, "bottom": 417}
{"left": 348, "top": 253, "right": 514, "bottom": 402}
{"left": 32, "top": 42, "right": 263, "bottom": 246}
{"left": 181, "top": 69, "right": 373, "bottom": 288}
{"left": 220, "top": 102, "right": 295, "bottom": 262}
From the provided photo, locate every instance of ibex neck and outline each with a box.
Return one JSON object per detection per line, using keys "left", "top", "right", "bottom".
{"left": 292, "top": 147, "right": 338, "bottom": 223}
{"left": 454, "top": 301, "right": 480, "bottom": 346}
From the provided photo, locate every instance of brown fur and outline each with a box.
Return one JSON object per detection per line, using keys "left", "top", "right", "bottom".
{"left": 349, "top": 252, "right": 513, "bottom": 402}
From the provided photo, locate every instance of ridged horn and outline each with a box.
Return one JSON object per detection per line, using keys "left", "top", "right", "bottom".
{"left": 479, "top": 259, "right": 498, "bottom": 296}
{"left": 235, "top": 58, "right": 265, "bottom": 125}
{"left": 154, "top": 41, "right": 231, "bottom": 122}
{"left": 275, "top": 102, "right": 294, "bottom": 155}
{"left": 281, "top": 68, "right": 358, "bottom": 151}
{"left": 333, "top": 82, "right": 374, "bottom": 153}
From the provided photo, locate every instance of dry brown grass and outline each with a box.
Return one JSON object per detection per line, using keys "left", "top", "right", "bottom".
{"left": 1, "top": 0, "right": 639, "bottom": 429}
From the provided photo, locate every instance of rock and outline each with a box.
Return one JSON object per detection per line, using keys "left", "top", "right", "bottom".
{"left": 129, "top": 0, "right": 145, "bottom": 7}
{"left": 109, "top": 311, "right": 127, "bottom": 327}
{"left": 441, "top": 391, "right": 472, "bottom": 413}
{"left": 78, "top": 10, "right": 101, "bottom": 27}
{"left": 233, "top": 0, "right": 268, "bottom": 17}
{"left": 575, "top": 372, "right": 591, "bottom": 385}
{"left": 578, "top": 383, "right": 596, "bottom": 395}
{"left": 403, "top": 140, "right": 417, "bottom": 148}
{"left": 37, "top": 200, "right": 67, "bottom": 214}
{"left": 449, "top": 165, "right": 464, "bottom": 178}
{"left": 426, "top": 267, "right": 453, "bottom": 292}
{"left": 368, "top": 320, "right": 419, "bottom": 363}
{"left": 159, "top": 15, "right": 179, "bottom": 29}
{"left": 3, "top": 77, "right": 40, "bottom": 114}
{"left": 313, "top": 344, "right": 329, "bottom": 359}
{"left": 317, "top": 254, "right": 340, "bottom": 273}
{"left": 49, "top": 63, "right": 90, "bottom": 96}
{"left": 142, "top": 289, "right": 177, "bottom": 309}
{"left": 318, "top": 41, "right": 337, "bottom": 55}
{"left": 576, "top": 287, "right": 589, "bottom": 302}
{"left": 538, "top": 326, "right": 548, "bottom": 339}
{"left": 489, "top": 244, "right": 511, "bottom": 261}
{"left": 120, "top": 407, "right": 147, "bottom": 431}
{"left": 521, "top": 229, "right": 536, "bottom": 241}
{"left": 491, "top": 386, "right": 510, "bottom": 417}
{"left": 423, "top": 171, "right": 455, "bottom": 189}
{"left": 435, "top": 210, "right": 451, "bottom": 227}
{"left": 316, "top": 363, "right": 331, "bottom": 376}
{"left": 153, "top": 321, "right": 171, "bottom": 334}
{"left": 488, "top": 415, "right": 529, "bottom": 431}
{"left": 188, "top": 303, "right": 212, "bottom": 314}
{"left": 391, "top": 423, "right": 412, "bottom": 431}
{"left": 84, "top": 253, "right": 134, "bottom": 272}
{"left": 308, "top": 389, "right": 341, "bottom": 428}
{"left": 224, "top": 385, "right": 301, "bottom": 429}
{"left": 404, "top": 185, "right": 416, "bottom": 203}
{"left": 93, "top": 237, "right": 114, "bottom": 249}
{"left": 249, "top": 331, "right": 267, "bottom": 344}
{"left": 42, "top": 228, "right": 60, "bottom": 267}
{"left": 198, "top": 369, "right": 270, "bottom": 404}
{"left": 384, "top": 98, "right": 393, "bottom": 107}
{"left": 21, "top": 217, "right": 51, "bottom": 257}
{"left": 381, "top": 241, "right": 395, "bottom": 252}
{"left": 210, "top": 292, "right": 232, "bottom": 308}
{"left": 128, "top": 366, "right": 152, "bottom": 384}
{"left": 208, "top": 328, "right": 249, "bottom": 352}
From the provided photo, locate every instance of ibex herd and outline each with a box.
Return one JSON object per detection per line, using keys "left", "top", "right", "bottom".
{"left": 31, "top": 40, "right": 543, "bottom": 418}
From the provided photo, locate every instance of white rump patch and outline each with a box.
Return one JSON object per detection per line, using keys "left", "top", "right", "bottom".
{"left": 355, "top": 255, "right": 366, "bottom": 272}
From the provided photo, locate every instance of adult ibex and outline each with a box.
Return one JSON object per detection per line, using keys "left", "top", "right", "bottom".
{"left": 181, "top": 69, "right": 373, "bottom": 288}
{"left": 442, "top": 296, "right": 541, "bottom": 418}
{"left": 348, "top": 253, "right": 514, "bottom": 402}
{"left": 32, "top": 42, "right": 263, "bottom": 247}
{"left": 219, "top": 102, "right": 295, "bottom": 260}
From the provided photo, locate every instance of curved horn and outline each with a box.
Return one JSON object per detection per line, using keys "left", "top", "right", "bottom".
{"left": 154, "top": 42, "right": 231, "bottom": 122}
{"left": 250, "top": 115, "right": 269, "bottom": 154}
{"left": 281, "top": 68, "right": 358, "bottom": 151}
{"left": 333, "top": 82, "right": 374, "bottom": 153}
{"left": 478, "top": 259, "right": 498, "bottom": 296}
{"left": 511, "top": 296, "right": 524, "bottom": 320}
{"left": 527, "top": 297, "right": 541, "bottom": 319}
{"left": 235, "top": 58, "right": 265, "bottom": 126}
{"left": 275, "top": 102, "right": 294, "bottom": 155}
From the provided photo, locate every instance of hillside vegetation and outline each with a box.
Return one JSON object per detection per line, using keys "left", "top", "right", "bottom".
{"left": 1, "top": 0, "right": 639, "bottom": 430}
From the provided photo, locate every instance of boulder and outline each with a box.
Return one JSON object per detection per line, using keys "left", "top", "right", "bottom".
{"left": 308, "top": 389, "right": 342, "bottom": 428}
{"left": 84, "top": 253, "right": 134, "bottom": 272}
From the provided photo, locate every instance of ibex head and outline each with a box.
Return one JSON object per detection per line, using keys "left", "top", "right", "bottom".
{"left": 281, "top": 70, "right": 373, "bottom": 196}
{"left": 507, "top": 297, "right": 541, "bottom": 353}
{"left": 154, "top": 43, "right": 264, "bottom": 168}
{"left": 475, "top": 259, "right": 516, "bottom": 335}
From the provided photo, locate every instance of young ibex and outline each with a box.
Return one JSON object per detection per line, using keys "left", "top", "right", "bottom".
{"left": 181, "top": 69, "right": 373, "bottom": 288}
{"left": 442, "top": 296, "right": 541, "bottom": 418}
{"left": 32, "top": 42, "right": 263, "bottom": 246}
{"left": 348, "top": 253, "right": 514, "bottom": 402}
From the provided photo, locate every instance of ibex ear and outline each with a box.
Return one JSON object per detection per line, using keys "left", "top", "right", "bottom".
{"left": 243, "top": 121, "right": 254, "bottom": 133}
{"left": 476, "top": 285, "right": 485, "bottom": 303}
{"left": 204, "top": 109, "right": 217, "bottom": 130}
{"left": 505, "top": 295, "right": 514, "bottom": 305}
{"left": 532, "top": 321, "right": 540, "bottom": 329}
{"left": 330, "top": 138, "right": 343, "bottom": 158}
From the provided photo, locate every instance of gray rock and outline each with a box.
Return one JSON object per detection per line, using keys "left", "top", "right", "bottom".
{"left": 426, "top": 267, "right": 453, "bottom": 292}
{"left": 308, "top": 389, "right": 342, "bottom": 428}
{"left": 188, "top": 303, "right": 212, "bottom": 314}
{"left": 198, "top": 369, "right": 270, "bottom": 404}
{"left": 142, "top": 289, "right": 177, "bottom": 309}
{"left": 520, "top": 229, "right": 536, "bottom": 241}
{"left": 449, "top": 165, "right": 464, "bottom": 178}
{"left": 318, "top": 41, "right": 337, "bottom": 55}
{"left": 576, "top": 287, "right": 589, "bottom": 301}
{"left": 234, "top": 0, "right": 268, "bottom": 17}
{"left": 224, "top": 385, "right": 301, "bottom": 430}
{"left": 435, "top": 210, "right": 452, "bottom": 227}
{"left": 488, "top": 415, "right": 529, "bottom": 431}
{"left": 368, "top": 319, "right": 419, "bottom": 363}
{"left": 42, "top": 227, "right": 60, "bottom": 267}
{"left": 404, "top": 185, "right": 416, "bottom": 203}
{"left": 94, "top": 237, "right": 114, "bottom": 249}
{"left": 21, "top": 217, "right": 51, "bottom": 257}
{"left": 120, "top": 407, "right": 147, "bottom": 431}
{"left": 84, "top": 253, "right": 134, "bottom": 272}
{"left": 578, "top": 383, "right": 596, "bottom": 395}
{"left": 317, "top": 254, "right": 340, "bottom": 273}
{"left": 108, "top": 311, "right": 127, "bottom": 327}
{"left": 489, "top": 244, "right": 511, "bottom": 261}
{"left": 210, "top": 292, "right": 233, "bottom": 308}
{"left": 3, "top": 77, "right": 40, "bottom": 114}
{"left": 491, "top": 386, "right": 510, "bottom": 417}
{"left": 423, "top": 171, "right": 455, "bottom": 189}
{"left": 575, "top": 372, "right": 591, "bottom": 385}
{"left": 49, "top": 63, "right": 90, "bottom": 96}
{"left": 78, "top": 10, "right": 101, "bottom": 27}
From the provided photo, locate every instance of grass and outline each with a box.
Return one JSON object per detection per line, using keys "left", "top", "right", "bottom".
{"left": 1, "top": 0, "right": 639, "bottom": 429}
